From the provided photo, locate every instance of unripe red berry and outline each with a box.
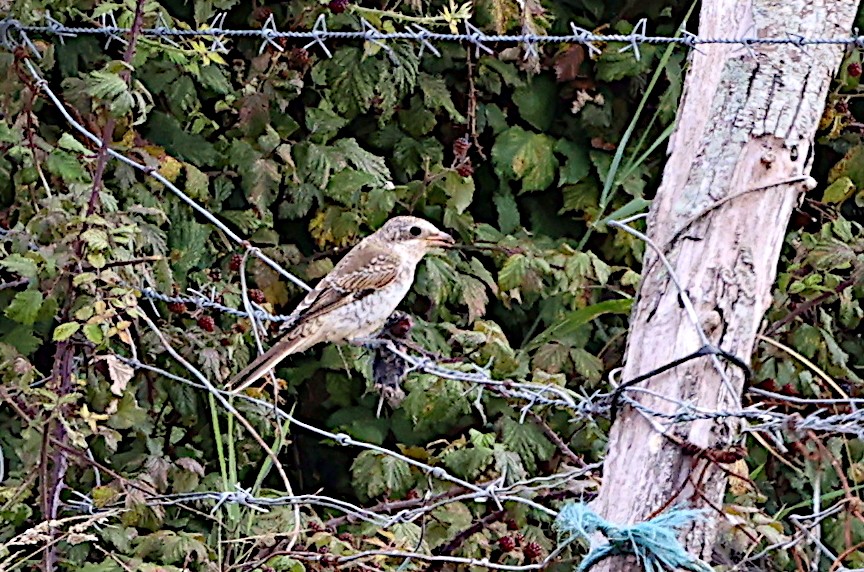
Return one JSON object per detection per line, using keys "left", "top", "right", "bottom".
{"left": 197, "top": 315, "right": 216, "bottom": 332}
{"left": 453, "top": 136, "right": 471, "bottom": 157}
{"left": 248, "top": 289, "right": 266, "bottom": 304}
{"left": 498, "top": 536, "right": 516, "bottom": 552}
{"left": 229, "top": 254, "right": 243, "bottom": 272}
{"left": 848, "top": 62, "right": 862, "bottom": 77}
{"left": 167, "top": 301, "right": 186, "bottom": 314}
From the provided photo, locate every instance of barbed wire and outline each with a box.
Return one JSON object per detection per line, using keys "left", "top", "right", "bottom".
{"left": 3, "top": 15, "right": 863, "bottom": 571}
{"left": 4, "top": 11, "right": 864, "bottom": 69}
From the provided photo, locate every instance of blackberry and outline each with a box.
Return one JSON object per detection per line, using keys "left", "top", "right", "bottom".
{"left": 197, "top": 315, "right": 216, "bottom": 332}
{"left": 523, "top": 542, "right": 543, "bottom": 561}
{"left": 328, "top": 0, "right": 349, "bottom": 14}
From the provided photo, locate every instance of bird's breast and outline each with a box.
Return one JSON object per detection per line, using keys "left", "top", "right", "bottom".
{"left": 322, "top": 267, "right": 414, "bottom": 342}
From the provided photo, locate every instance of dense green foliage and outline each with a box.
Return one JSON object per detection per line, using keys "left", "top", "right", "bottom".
{"left": 1, "top": 0, "right": 864, "bottom": 570}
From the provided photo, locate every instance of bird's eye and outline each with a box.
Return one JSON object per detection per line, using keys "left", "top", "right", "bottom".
{"left": 409, "top": 226, "right": 422, "bottom": 237}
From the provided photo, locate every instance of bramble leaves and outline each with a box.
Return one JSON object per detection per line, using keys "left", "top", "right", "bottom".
{"left": 492, "top": 127, "right": 559, "bottom": 192}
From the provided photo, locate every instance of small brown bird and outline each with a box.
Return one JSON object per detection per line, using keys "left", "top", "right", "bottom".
{"left": 230, "top": 216, "right": 454, "bottom": 389}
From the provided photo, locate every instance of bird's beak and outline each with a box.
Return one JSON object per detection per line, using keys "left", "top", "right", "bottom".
{"left": 426, "top": 231, "right": 455, "bottom": 248}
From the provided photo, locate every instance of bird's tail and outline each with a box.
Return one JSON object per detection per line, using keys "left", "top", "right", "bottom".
{"left": 228, "top": 330, "right": 317, "bottom": 391}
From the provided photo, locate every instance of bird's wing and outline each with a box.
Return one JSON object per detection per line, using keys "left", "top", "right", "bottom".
{"left": 286, "top": 242, "right": 402, "bottom": 327}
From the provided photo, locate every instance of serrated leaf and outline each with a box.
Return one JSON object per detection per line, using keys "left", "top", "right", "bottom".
{"left": 47, "top": 149, "right": 90, "bottom": 183}
{"left": 498, "top": 254, "right": 528, "bottom": 291}
{"left": 305, "top": 106, "right": 348, "bottom": 144}
{"left": 494, "top": 190, "right": 520, "bottom": 234}
{"left": 0, "top": 254, "right": 39, "bottom": 279}
{"left": 351, "top": 451, "right": 414, "bottom": 500}
{"left": 492, "top": 127, "right": 558, "bottom": 192}
{"left": 418, "top": 73, "right": 466, "bottom": 122}
{"left": 81, "top": 228, "right": 110, "bottom": 251}
{"left": 5, "top": 290, "right": 44, "bottom": 325}
{"left": 443, "top": 447, "right": 493, "bottom": 479}
{"left": 458, "top": 275, "right": 488, "bottom": 322}
{"left": 570, "top": 347, "right": 604, "bottom": 381}
{"left": 332, "top": 138, "right": 391, "bottom": 187}
{"left": 533, "top": 342, "right": 570, "bottom": 373}
{"left": 53, "top": 322, "right": 81, "bottom": 341}
{"left": 596, "top": 44, "right": 657, "bottom": 82}
{"left": 499, "top": 417, "right": 555, "bottom": 472}
{"left": 0, "top": 323, "right": 42, "bottom": 355}
{"left": 493, "top": 446, "right": 527, "bottom": 484}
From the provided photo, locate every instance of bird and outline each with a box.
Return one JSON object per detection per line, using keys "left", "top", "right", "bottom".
{"left": 229, "top": 216, "right": 455, "bottom": 390}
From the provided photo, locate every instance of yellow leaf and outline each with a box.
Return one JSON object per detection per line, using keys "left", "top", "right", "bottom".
{"left": 158, "top": 155, "right": 183, "bottom": 182}
{"left": 79, "top": 404, "right": 110, "bottom": 432}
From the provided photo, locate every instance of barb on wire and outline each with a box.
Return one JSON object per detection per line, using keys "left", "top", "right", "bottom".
{"left": 97, "top": 10, "right": 127, "bottom": 49}
{"left": 619, "top": 18, "right": 648, "bottom": 61}
{"left": 303, "top": 13, "right": 333, "bottom": 58}
{"left": 258, "top": 13, "right": 283, "bottom": 54}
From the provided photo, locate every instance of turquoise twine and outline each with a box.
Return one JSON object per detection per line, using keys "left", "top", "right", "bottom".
{"left": 553, "top": 503, "right": 713, "bottom": 572}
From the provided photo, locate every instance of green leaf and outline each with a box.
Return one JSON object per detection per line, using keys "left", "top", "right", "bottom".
{"left": 351, "top": 451, "right": 414, "bottom": 500}
{"left": 556, "top": 139, "right": 591, "bottom": 185}
{"left": 333, "top": 138, "right": 391, "bottom": 186}
{"left": 527, "top": 298, "right": 633, "bottom": 350}
{"left": 325, "top": 169, "right": 376, "bottom": 203}
{"left": 493, "top": 446, "right": 526, "bottom": 484}
{"left": 444, "top": 447, "right": 493, "bottom": 479}
{"left": 81, "top": 228, "right": 110, "bottom": 251}
{"left": 198, "top": 64, "right": 231, "bottom": 94}
{"left": 458, "top": 275, "right": 488, "bottom": 323}
{"left": 499, "top": 417, "right": 555, "bottom": 472}
{"left": 0, "top": 254, "right": 39, "bottom": 280}
{"left": 570, "top": 347, "right": 604, "bottom": 381}
{"left": 513, "top": 75, "right": 558, "bottom": 131}
{"left": 83, "top": 323, "right": 105, "bottom": 345}
{"left": 498, "top": 254, "right": 528, "bottom": 291}
{"left": 438, "top": 171, "right": 474, "bottom": 214}
{"left": 822, "top": 177, "right": 855, "bottom": 204}
{"left": 53, "top": 322, "right": 81, "bottom": 341}
{"left": 0, "top": 323, "right": 42, "bottom": 355}
{"left": 494, "top": 190, "right": 520, "bottom": 234}
{"left": 5, "top": 290, "right": 44, "bottom": 325}
{"left": 533, "top": 342, "right": 570, "bottom": 373}
{"left": 305, "top": 106, "right": 348, "bottom": 144}
{"left": 596, "top": 44, "right": 657, "bottom": 82}
{"left": 492, "top": 127, "right": 558, "bottom": 192}
{"left": 418, "top": 74, "right": 466, "bottom": 122}
{"left": 58, "top": 132, "right": 89, "bottom": 154}
{"left": 46, "top": 149, "right": 90, "bottom": 183}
